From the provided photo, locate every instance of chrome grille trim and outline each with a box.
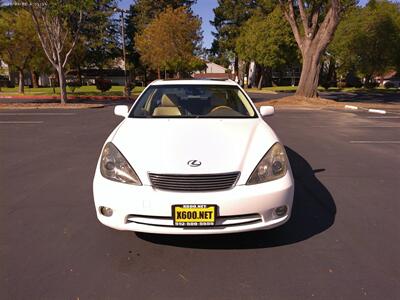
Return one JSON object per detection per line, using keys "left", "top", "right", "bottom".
{"left": 126, "top": 213, "right": 261, "bottom": 228}
{"left": 148, "top": 172, "right": 240, "bottom": 191}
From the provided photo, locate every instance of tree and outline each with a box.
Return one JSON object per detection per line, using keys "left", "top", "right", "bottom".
{"left": 79, "top": 1, "right": 119, "bottom": 69}
{"left": 68, "top": 0, "right": 120, "bottom": 84}
{"left": 207, "top": 39, "right": 233, "bottom": 68}
{"left": 0, "top": 8, "right": 39, "bottom": 93}
{"left": 279, "top": 0, "right": 348, "bottom": 98}
{"left": 135, "top": 7, "right": 202, "bottom": 78}
{"left": 125, "top": 0, "right": 197, "bottom": 81}
{"left": 236, "top": 7, "right": 298, "bottom": 88}
{"left": 211, "top": 0, "right": 257, "bottom": 74}
{"left": 330, "top": 0, "right": 400, "bottom": 86}
{"left": 129, "top": 0, "right": 197, "bottom": 32}
{"left": 28, "top": 45, "right": 52, "bottom": 88}
{"left": 23, "top": 0, "right": 89, "bottom": 104}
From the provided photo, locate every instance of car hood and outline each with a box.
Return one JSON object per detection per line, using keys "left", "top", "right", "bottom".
{"left": 111, "top": 118, "right": 279, "bottom": 185}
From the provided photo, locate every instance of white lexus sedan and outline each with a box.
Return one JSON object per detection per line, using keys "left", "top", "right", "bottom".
{"left": 93, "top": 79, "right": 294, "bottom": 234}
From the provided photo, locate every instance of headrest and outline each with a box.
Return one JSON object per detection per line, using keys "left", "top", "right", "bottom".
{"left": 161, "top": 94, "right": 178, "bottom": 107}
{"left": 210, "top": 91, "right": 227, "bottom": 106}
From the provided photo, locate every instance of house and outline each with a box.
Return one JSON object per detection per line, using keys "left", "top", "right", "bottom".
{"left": 377, "top": 70, "right": 400, "bottom": 87}
{"left": 66, "top": 68, "right": 127, "bottom": 86}
{"left": 0, "top": 60, "right": 10, "bottom": 80}
{"left": 193, "top": 62, "right": 232, "bottom": 79}
{"left": 0, "top": 60, "right": 51, "bottom": 87}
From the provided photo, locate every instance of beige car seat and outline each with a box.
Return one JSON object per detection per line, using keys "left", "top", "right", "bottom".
{"left": 209, "top": 91, "right": 228, "bottom": 112}
{"left": 152, "top": 94, "right": 182, "bottom": 116}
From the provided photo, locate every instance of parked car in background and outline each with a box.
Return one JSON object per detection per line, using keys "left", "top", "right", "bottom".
{"left": 383, "top": 78, "right": 400, "bottom": 89}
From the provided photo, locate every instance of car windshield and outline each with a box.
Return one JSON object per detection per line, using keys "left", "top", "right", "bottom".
{"left": 129, "top": 84, "right": 257, "bottom": 118}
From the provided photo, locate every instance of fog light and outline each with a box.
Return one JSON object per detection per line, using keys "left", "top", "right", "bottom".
{"left": 274, "top": 206, "right": 288, "bottom": 217}
{"left": 100, "top": 206, "right": 113, "bottom": 217}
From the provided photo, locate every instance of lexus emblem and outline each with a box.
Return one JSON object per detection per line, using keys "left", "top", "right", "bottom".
{"left": 187, "top": 160, "right": 201, "bottom": 167}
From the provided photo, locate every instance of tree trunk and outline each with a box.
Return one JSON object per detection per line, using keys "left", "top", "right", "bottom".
{"left": 31, "top": 70, "right": 39, "bottom": 88}
{"left": 379, "top": 75, "right": 384, "bottom": 87}
{"left": 281, "top": 0, "right": 341, "bottom": 98}
{"left": 157, "top": 67, "right": 161, "bottom": 79}
{"left": 77, "top": 64, "right": 83, "bottom": 86}
{"left": 57, "top": 66, "right": 67, "bottom": 104}
{"left": 327, "top": 57, "right": 336, "bottom": 86}
{"left": 296, "top": 46, "right": 322, "bottom": 98}
{"left": 18, "top": 69, "right": 25, "bottom": 94}
{"left": 258, "top": 67, "right": 265, "bottom": 90}
{"left": 264, "top": 67, "right": 272, "bottom": 87}
{"left": 234, "top": 55, "right": 239, "bottom": 78}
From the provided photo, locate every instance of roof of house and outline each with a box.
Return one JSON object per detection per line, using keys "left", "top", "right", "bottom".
{"left": 192, "top": 73, "right": 232, "bottom": 79}
{"left": 381, "top": 70, "right": 398, "bottom": 80}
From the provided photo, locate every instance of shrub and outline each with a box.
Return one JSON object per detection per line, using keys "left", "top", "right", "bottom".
{"left": 0, "top": 80, "right": 15, "bottom": 88}
{"left": 320, "top": 79, "right": 332, "bottom": 90}
{"left": 345, "top": 73, "right": 362, "bottom": 88}
{"left": 364, "top": 81, "right": 379, "bottom": 88}
{"left": 128, "top": 81, "right": 135, "bottom": 92}
{"left": 67, "top": 79, "right": 82, "bottom": 93}
{"left": 95, "top": 78, "right": 112, "bottom": 93}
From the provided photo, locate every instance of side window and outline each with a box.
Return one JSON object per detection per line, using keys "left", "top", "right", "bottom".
{"left": 149, "top": 90, "right": 162, "bottom": 113}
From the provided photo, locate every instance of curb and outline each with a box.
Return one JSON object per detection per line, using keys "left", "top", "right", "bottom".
{"left": 345, "top": 105, "right": 386, "bottom": 114}
{"left": 0, "top": 95, "right": 136, "bottom": 100}
{"left": 0, "top": 104, "right": 105, "bottom": 110}
{"left": 344, "top": 105, "right": 358, "bottom": 110}
{"left": 368, "top": 108, "right": 386, "bottom": 114}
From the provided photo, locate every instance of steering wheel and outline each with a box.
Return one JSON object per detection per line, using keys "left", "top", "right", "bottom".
{"left": 210, "top": 105, "right": 232, "bottom": 113}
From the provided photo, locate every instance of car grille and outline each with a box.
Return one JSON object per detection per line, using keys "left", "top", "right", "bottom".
{"left": 126, "top": 213, "right": 261, "bottom": 228}
{"left": 148, "top": 172, "right": 240, "bottom": 192}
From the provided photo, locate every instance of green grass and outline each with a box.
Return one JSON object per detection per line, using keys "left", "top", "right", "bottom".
{"left": 246, "top": 86, "right": 298, "bottom": 93}
{"left": 3, "top": 84, "right": 398, "bottom": 97}
{"left": 336, "top": 87, "right": 399, "bottom": 93}
{"left": 246, "top": 86, "right": 399, "bottom": 94}
{"left": 0, "top": 85, "right": 145, "bottom": 96}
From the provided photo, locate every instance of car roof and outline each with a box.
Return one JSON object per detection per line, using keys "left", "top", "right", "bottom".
{"left": 149, "top": 79, "right": 238, "bottom": 86}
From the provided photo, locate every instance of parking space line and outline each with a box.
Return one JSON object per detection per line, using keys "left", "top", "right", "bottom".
{"left": 367, "top": 116, "right": 400, "bottom": 119}
{"left": 0, "top": 113, "right": 75, "bottom": 116}
{"left": 350, "top": 141, "right": 400, "bottom": 144}
{"left": 0, "top": 121, "right": 44, "bottom": 124}
{"left": 315, "top": 125, "right": 400, "bottom": 128}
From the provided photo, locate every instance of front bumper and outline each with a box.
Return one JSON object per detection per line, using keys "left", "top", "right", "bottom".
{"left": 93, "top": 170, "right": 294, "bottom": 235}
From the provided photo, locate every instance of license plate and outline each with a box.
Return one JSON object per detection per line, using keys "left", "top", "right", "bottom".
{"left": 173, "top": 204, "right": 216, "bottom": 227}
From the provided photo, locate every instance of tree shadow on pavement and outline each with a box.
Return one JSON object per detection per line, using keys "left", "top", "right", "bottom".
{"left": 322, "top": 91, "right": 400, "bottom": 104}
{"left": 136, "top": 147, "right": 336, "bottom": 249}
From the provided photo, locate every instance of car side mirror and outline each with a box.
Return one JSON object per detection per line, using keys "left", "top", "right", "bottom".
{"left": 260, "top": 106, "right": 274, "bottom": 117}
{"left": 114, "top": 105, "right": 129, "bottom": 117}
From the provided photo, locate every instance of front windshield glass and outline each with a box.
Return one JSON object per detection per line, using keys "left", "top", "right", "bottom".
{"left": 129, "top": 84, "right": 257, "bottom": 118}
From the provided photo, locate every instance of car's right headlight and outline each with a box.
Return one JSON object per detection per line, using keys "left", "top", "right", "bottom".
{"left": 100, "top": 142, "right": 141, "bottom": 185}
{"left": 246, "top": 142, "right": 288, "bottom": 185}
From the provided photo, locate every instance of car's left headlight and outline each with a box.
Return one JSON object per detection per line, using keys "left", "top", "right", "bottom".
{"left": 246, "top": 142, "right": 288, "bottom": 185}
{"left": 100, "top": 142, "right": 142, "bottom": 185}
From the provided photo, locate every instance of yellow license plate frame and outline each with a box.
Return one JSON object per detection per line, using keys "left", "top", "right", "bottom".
{"left": 173, "top": 204, "right": 216, "bottom": 227}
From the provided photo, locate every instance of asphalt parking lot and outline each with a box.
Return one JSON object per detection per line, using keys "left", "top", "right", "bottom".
{"left": 1, "top": 106, "right": 399, "bottom": 299}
